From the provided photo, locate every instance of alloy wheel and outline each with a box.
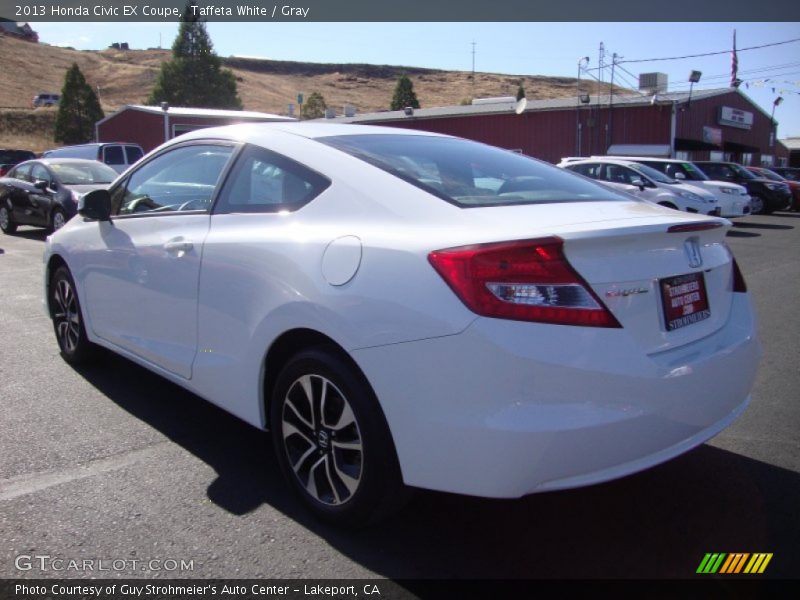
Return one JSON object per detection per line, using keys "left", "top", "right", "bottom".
{"left": 52, "top": 278, "right": 81, "bottom": 353}
{"left": 52, "top": 210, "right": 66, "bottom": 231}
{"left": 281, "top": 374, "right": 363, "bottom": 506}
{"left": 0, "top": 207, "right": 9, "bottom": 230}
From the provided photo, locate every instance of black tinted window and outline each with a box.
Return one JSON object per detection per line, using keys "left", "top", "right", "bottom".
{"left": 215, "top": 144, "right": 330, "bottom": 213}
{"left": 103, "top": 146, "right": 125, "bottom": 165}
{"left": 126, "top": 146, "right": 143, "bottom": 163}
{"left": 320, "top": 134, "right": 623, "bottom": 207}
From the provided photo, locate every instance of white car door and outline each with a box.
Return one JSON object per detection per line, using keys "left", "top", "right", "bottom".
{"left": 79, "top": 142, "right": 237, "bottom": 379}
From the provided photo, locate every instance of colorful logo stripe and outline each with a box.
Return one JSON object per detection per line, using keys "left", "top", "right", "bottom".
{"left": 697, "top": 553, "right": 773, "bottom": 574}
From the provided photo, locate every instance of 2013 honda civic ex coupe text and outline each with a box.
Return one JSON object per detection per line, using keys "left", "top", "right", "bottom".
{"left": 43, "top": 123, "right": 761, "bottom": 526}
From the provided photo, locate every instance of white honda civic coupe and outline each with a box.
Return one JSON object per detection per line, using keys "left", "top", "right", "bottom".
{"left": 44, "top": 123, "right": 760, "bottom": 526}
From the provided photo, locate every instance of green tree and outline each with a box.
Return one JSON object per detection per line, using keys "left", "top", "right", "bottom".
{"left": 54, "top": 63, "right": 104, "bottom": 144}
{"left": 516, "top": 84, "right": 526, "bottom": 101}
{"left": 301, "top": 92, "right": 327, "bottom": 120}
{"left": 390, "top": 75, "right": 420, "bottom": 110}
{"left": 147, "top": 2, "right": 242, "bottom": 109}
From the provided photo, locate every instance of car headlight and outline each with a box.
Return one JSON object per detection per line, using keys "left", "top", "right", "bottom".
{"left": 679, "top": 190, "right": 713, "bottom": 203}
{"left": 764, "top": 183, "right": 782, "bottom": 191}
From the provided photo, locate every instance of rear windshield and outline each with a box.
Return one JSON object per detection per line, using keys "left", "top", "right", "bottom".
{"left": 318, "top": 134, "right": 625, "bottom": 207}
{"left": 50, "top": 162, "right": 118, "bottom": 184}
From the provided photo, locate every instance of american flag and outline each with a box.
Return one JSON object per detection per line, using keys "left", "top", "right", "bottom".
{"left": 731, "top": 30, "right": 740, "bottom": 88}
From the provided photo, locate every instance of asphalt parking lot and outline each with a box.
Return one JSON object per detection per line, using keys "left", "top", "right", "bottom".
{"left": 0, "top": 212, "right": 798, "bottom": 583}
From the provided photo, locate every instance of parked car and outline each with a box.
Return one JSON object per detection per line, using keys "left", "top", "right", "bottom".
{"left": 770, "top": 166, "right": 800, "bottom": 182}
{"left": 42, "top": 142, "right": 144, "bottom": 174}
{"left": 693, "top": 161, "right": 792, "bottom": 214}
{"left": 45, "top": 123, "right": 759, "bottom": 526}
{"left": 558, "top": 158, "right": 720, "bottom": 215}
{"left": 0, "top": 159, "right": 117, "bottom": 234}
{"left": 604, "top": 156, "right": 751, "bottom": 217}
{"left": 746, "top": 166, "right": 800, "bottom": 212}
{"left": 0, "top": 149, "right": 36, "bottom": 177}
{"left": 32, "top": 93, "right": 60, "bottom": 108}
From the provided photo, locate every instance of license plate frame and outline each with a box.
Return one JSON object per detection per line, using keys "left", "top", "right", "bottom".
{"left": 659, "top": 272, "right": 711, "bottom": 332}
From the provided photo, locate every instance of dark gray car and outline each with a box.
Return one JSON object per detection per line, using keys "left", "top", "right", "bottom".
{"left": 0, "top": 159, "right": 117, "bottom": 234}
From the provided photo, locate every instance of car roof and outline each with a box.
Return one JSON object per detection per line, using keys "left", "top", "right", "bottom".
{"left": 561, "top": 158, "right": 643, "bottom": 167}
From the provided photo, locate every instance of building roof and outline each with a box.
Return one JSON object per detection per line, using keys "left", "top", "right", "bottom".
{"left": 97, "top": 104, "right": 295, "bottom": 127}
{"left": 320, "top": 87, "right": 755, "bottom": 124}
{"left": 779, "top": 137, "right": 800, "bottom": 151}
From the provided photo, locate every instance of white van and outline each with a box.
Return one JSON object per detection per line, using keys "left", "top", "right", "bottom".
{"left": 42, "top": 143, "right": 144, "bottom": 174}
{"left": 558, "top": 158, "right": 720, "bottom": 215}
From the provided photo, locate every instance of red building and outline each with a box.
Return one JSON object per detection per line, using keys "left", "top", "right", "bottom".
{"left": 95, "top": 105, "right": 295, "bottom": 153}
{"left": 334, "top": 88, "right": 783, "bottom": 166}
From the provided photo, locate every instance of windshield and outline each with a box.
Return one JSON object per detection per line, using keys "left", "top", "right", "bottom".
{"left": 631, "top": 163, "right": 677, "bottom": 184}
{"left": 754, "top": 168, "right": 784, "bottom": 182}
{"left": 730, "top": 164, "right": 757, "bottom": 179}
{"left": 318, "top": 134, "right": 627, "bottom": 207}
{"left": 50, "top": 162, "right": 118, "bottom": 185}
{"left": 681, "top": 163, "right": 709, "bottom": 181}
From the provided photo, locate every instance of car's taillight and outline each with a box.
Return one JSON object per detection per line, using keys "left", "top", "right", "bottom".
{"left": 732, "top": 258, "right": 747, "bottom": 293}
{"left": 428, "top": 237, "right": 621, "bottom": 328}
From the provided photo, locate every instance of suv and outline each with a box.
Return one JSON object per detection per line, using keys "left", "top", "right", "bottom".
{"left": 558, "top": 158, "right": 720, "bottom": 215}
{"left": 33, "top": 93, "right": 60, "bottom": 108}
{"left": 0, "top": 149, "right": 36, "bottom": 177}
{"left": 604, "top": 156, "right": 751, "bottom": 218}
{"left": 693, "top": 161, "right": 791, "bottom": 214}
{"left": 42, "top": 143, "right": 144, "bottom": 174}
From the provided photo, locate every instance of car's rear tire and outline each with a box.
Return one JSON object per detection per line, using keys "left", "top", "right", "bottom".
{"left": 0, "top": 205, "right": 17, "bottom": 234}
{"left": 270, "top": 346, "right": 408, "bottom": 527}
{"left": 50, "top": 207, "right": 66, "bottom": 232}
{"left": 49, "top": 266, "right": 96, "bottom": 364}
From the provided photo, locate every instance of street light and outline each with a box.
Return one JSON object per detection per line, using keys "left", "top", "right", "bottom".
{"left": 687, "top": 70, "right": 702, "bottom": 108}
{"left": 576, "top": 56, "right": 590, "bottom": 155}
{"left": 770, "top": 96, "right": 783, "bottom": 147}
{"left": 771, "top": 96, "right": 783, "bottom": 122}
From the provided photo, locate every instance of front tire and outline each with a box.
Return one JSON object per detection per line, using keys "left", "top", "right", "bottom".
{"left": 749, "top": 195, "right": 765, "bottom": 215}
{"left": 0, "top": 205, "right": 16, "bottom": 234}
{"left": 49, "top": 266, "right": 96, "bottom": 364}
{"left": 270, "top": 346, "right": 407, "bottom": 527}
{"left": 50, "top": 207, "right": 67, "bottom": 232}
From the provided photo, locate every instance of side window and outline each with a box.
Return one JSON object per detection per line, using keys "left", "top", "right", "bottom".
{"left": 30, "top": 164, "right": 51, "bottom": 186}
{"left": 606, "top": 165, "right": 634, "bottom": 184}
{"left": 125, "top": 146, "right": 143, "bottom": 164}
{"left": 114, "top": 144, "right": 234, "bottom": 216}
{"left": 103, "top": 146, "right": 125, "bottom": 166}
{"left": 215, "top": 144, "right": 330, "bottom": 213}
{"left": 13, "top": 164, "right": 32, "bottom": 182}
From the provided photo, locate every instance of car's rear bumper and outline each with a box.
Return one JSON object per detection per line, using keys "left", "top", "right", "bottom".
{"left": 352, "top": 293, "right": 760, "bottom": 498}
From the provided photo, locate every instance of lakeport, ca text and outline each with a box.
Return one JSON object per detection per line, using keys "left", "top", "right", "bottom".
{"left": 14, "top": 584, "right": 382, "bottom": 597}
{"left": 15, "top": 4, "right": 311, "bottom": 18}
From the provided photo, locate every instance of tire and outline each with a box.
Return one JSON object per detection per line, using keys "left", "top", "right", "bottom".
{"left": 0, "top": 205, "right": 16, "bottom": 234}
{"left": 49, "top": 266, "right": 96, "bottom": 364}
{"left": 749, "top": 195, "right": 766, "bottom": 215}
{"left": 50, "top": 207, "right": 67, "bottom": 232}
{"left": 270, "top": 346, "right": 408, "bottom": 527}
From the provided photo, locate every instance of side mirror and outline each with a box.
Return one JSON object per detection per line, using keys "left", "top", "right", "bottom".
{"left": 78, "top": 189, "right": 112, "bottom": 222}
{"left": 34, "top": 179, "right": 49, "bottom": 191}
{"left": 630, "top": 178, "right": 646, "bottom": 191}
{"left": 674, "top": 172, "right": 686, "bottom": 180}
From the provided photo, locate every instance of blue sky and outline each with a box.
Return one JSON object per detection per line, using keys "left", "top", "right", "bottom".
{"left": 34, "top": 21, "right": 800, "bottom": 138}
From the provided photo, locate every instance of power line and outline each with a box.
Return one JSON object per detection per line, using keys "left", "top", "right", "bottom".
{"left": 618, "top": 37, "right": 800, "bottom": 64}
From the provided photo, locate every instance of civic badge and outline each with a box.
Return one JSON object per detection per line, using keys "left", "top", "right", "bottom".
{"left": 684, "top": 238, "right": 703, "bottom": 269}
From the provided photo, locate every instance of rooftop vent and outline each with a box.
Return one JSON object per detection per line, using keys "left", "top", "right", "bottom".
{"left": 639, "top": 72, "right": 668, "bottom": 94}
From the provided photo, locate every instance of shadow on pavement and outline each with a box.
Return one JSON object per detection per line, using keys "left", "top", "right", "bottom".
{"left": 8, "top": 228, "right": 49, "bottom": 241}
{"left": 733, "top": 222, "right": 793, "bottom": 231}
{"left": 726, "top": 230, "right": 761, "bottom": 238}
{"left": 74, "top": 352, "right": 799, "bottom": 579}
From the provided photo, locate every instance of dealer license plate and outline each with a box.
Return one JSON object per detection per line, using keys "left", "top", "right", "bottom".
{"left": 660, "top": 272, "right": 711, "bottom": 331}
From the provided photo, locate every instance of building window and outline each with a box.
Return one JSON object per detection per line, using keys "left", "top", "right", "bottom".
{"left": 710, "top": 151, "right": 725, "bottom": 161}
{"left": 675, "top": 151, "right": 690, "bottom": 160}
{"left": 761, "top": 155, "right": 774, "bottom": 167}
{"left": 741, "top": 153, "right": 754, "bottom": 166}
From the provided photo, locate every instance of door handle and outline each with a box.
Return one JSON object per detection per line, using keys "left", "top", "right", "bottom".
{"left": 164, "top": 239, "right": 193, "bottom": 256}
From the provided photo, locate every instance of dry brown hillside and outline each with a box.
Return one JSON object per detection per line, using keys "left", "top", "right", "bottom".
{"left": 0, "top": 35, "right": 624, "bottom": 151}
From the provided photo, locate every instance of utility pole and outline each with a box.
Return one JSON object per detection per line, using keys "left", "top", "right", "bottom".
{"left": 471, "top": 41, "right": 476, "bottom": 97}
{"left": 608, "top": 52, "right": 617, "bottom": 152}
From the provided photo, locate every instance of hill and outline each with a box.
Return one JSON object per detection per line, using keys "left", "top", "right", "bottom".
{"left": 0, "top": 35, "right": 625, "bottom": 151}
